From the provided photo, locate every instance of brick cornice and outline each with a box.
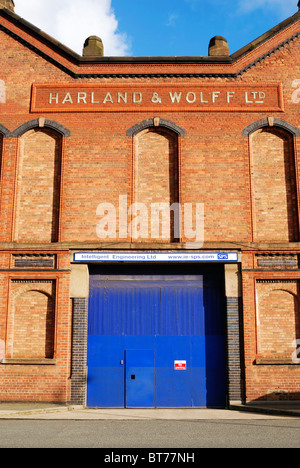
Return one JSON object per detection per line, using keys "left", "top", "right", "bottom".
{"left": 1, "top": 8, "right": 300, "bottom": 79}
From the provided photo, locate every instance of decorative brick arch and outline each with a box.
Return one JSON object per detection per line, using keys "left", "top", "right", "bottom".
{"left": 242, "top": 118, "right": 300, "bottom": 137}
{"left": 12, "top": 118, "right": 71, "bottom": 138}
{"left": 0, "top": 123, "right": 12, "bottom": 137}
{"left": 126, "top": 117, "right": 186, "bottom": 137}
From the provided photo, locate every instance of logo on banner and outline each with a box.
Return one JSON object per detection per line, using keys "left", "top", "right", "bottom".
{"left": 218, "top": 253, "right": 229, "bottom": 260}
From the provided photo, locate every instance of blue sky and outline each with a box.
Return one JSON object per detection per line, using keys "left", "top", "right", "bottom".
{"left": 16, "top": 0, "right": 298, "bottom": 56}
{"left": 111, "top": 0, "right": 297, "bottom": 56}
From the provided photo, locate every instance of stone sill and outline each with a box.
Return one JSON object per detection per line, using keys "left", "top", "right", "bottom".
{"left": 256, "top": 357, "right": 300, "bottom": 365}
{"left": 2, "top": 358, "right": 57, "bottom": 365}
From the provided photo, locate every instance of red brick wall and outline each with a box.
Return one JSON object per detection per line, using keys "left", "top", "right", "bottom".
{"left": 242, "top": 263, "right": 300, "bottom": 402}
{"left": 0, "top": 253, "right": 71, "bottom": 402}
{"left": 133, "top": 128, "right": 178, "bottom": 242}
{"left": 251, "top": 128, "right": 298, "bottom": 242}
{"left": 14, "top": 129, "right": 61, "bottom": 243}
{"left": 256, "top": 280, "right": 300, "bottom": 358}
{"left": 1, "top": 29, "right": 300, "bottom": 245}
{"left": 0, "top": 16, "right": 300, "bottom": 403}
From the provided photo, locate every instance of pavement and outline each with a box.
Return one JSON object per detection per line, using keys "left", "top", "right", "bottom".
{"left": 0, "top": 402, "right": 300, "bottom": 420}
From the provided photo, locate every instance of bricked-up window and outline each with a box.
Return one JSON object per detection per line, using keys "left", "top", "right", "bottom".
{"left": 250, "top": 128, "right": 298, "bottom": 242}
{"left": 7, "top": 280, "right": 56, "bottom": 360}
{"left": 133, "top": 128, "right": 179, "bottom": 242}
{"left": 0, "top": 134, "right": 2, "bottom": 177}
{"left": 14, "top": 129, "right": 62, "bottom": 243}
{"left": 256, "top": 280, "right": 300, "bottom": 359}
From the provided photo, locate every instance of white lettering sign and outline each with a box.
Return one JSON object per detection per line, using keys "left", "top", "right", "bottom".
{"left": 245, "top": 91, "right": 266, "bottom": 104}
{"left": 175, "top": 360, "right": 187, "bottom": 370}
{"left": 32, "top": 83, "right": 283, "bottom": 113}
{"left": 74, "top": 252, "right": 239, "bottom": 262}
{"left": 48, "top": 90, "right": 268, "bottom": 106}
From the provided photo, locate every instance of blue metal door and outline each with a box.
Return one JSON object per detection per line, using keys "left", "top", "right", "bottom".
{"left": 87, "top": 266, "right": 227, "bottom": 408}
{"left": 126, "top": 350, "right": 155, "bottom": 408}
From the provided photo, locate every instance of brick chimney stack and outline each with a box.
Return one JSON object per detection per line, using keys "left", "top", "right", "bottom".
{"left": 208, "top": 36, "right": 229, "bottom": 56}
{"left": 0, "top": 0, "right": 15, "bottom": 12}
{"left": 83, "top": 36, "right": 104, "bottom": 57}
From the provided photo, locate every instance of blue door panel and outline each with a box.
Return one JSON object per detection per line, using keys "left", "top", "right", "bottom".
{"left": 87, "top": 335, "right": 125, "bottom": 407}
{"left": 126, "top": 350, "right": 155, "bottom": 408}
{"left": 87, "top": 367, "right": 124, "bottom": 408}
{"left": 190, "top": 336, "right": 206, "bottom": 366}
{"left": 87, "top": 335, "right": 125, "bottom": 367}
{"left": 156, "top": 336, "right": 192, "bottom": 407}
{"left": 206, "top": 368, "right": 227, "bottom": 407}
{"left": 155, "top": 336, "right": 191, "bottom": 366}
{"left": 206, "top": 336, "right": 227, "bottom": 368}
{"left": 87, "top": 269, "right": 227, "bottom": 408}
{"left": 156, "top": 368, "right": 192, "bottom": 407}
{"left": 190, "top": 368, "right": 207, "bottom": 407}
{"left": 126, "top": 336, "right": 155, "bottom": 350}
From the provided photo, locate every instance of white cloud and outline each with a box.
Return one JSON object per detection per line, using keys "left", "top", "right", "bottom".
{"left": 15, "top": 0, "right": 131, "bottom": 56}
{"left": 166, "top": 13, "right": 179, "bottom": 27}
{"left": 237, "top": 0, "right": 297, "bottom": 17}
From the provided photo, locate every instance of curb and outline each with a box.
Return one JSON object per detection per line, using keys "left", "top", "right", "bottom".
{"left": 0, "top": 406, "right": 76, "bottom": 419}
{"left": 0, "top": 405, "right": 300, "bottom": 419}
{"left": 229, "top": 404, "right": 300, "bottom": 418}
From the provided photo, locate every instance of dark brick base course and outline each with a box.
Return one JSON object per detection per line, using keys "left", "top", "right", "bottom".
{"left": 226, "top": 297, "right": 244, "bottom": 403}
{"left": 70, "top": 298, "right": 88, "bottom": 405}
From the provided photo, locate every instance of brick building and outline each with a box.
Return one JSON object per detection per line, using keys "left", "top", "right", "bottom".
{"left": 0, "top": 0, "right": 300, "bottom": 407}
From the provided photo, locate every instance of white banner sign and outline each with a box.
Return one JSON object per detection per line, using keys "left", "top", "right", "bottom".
{"left": 74, "top": 252, "right": 239, "bottom": 262}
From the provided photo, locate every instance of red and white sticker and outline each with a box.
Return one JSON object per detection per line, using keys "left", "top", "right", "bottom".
{"left": 174, "top": 360, "right": 187, "bottom": 370}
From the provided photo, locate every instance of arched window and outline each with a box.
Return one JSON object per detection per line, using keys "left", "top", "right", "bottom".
{"left": 0, "top": 134, "right": 2, "bottom": 181}
{"left": 14, "top": 128, "right": 62, "bottom": 243}
{"left": 249, "top": 126, "right": 298, "bottom": 242}
{"left": 7, "top": 280, "right": 56, "bottom": 360}
{"left": 132, "top": 125, "right": 180, "bottom": 242}
{"left": 256, "top": 280, "right": 300, "bottom": 358}
{"left": 13, "top": 290, "right": 55, "bottom": 359}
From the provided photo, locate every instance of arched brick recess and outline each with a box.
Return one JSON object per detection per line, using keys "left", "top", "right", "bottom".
{"left": 132, "top": 127, "right": 179, "bottom": 242}
{"left": 250, "top": 127, "right": 298, "bottom": 242}
{"left": 14, "top": 128, "right": 62, "bottom": 243}
{"left": 7, "top": 280, "right": 56, "bottom": 359}
{"left": 256, "top": 280, "right": 300, "bottom": 358}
